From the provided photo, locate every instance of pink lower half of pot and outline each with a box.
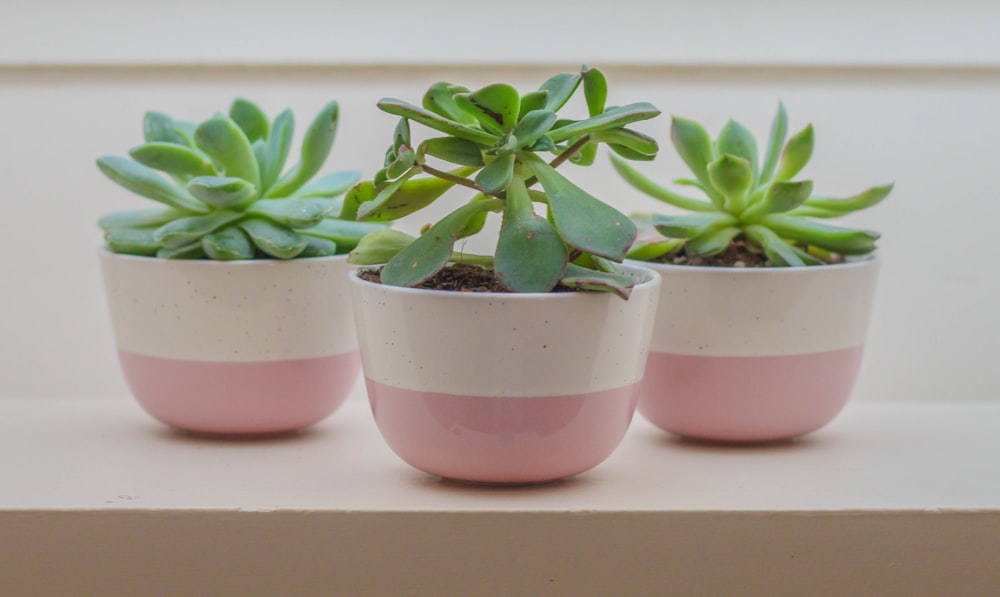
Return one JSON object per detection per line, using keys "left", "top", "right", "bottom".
{"left": 366, "top": 379, "right": 641, "bottom": 484}
{"left": 119, "top": 350, "right": 361, "bottom": 435}
{"left": 638, "top": 346, "right": 865, "bottom": 442}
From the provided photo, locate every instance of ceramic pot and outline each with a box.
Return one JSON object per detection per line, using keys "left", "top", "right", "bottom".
{"left": 635, "top": 257, "right": 880, "bottom": 442}
{"left": 349, "top": 264, "right": 660, "bottom": 484}
{"left": 100, "top": 251, "right": 360, "bottom": 435}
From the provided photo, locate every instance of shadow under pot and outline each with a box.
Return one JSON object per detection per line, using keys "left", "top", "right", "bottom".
{"left": 633, "top": 256, "right": 880, "bottom": 443}
{"left": 349, "top": 264, "right": 660, "bottom": 485}
{"left": 99, "top": 250, "right": 360, "bottom": 435}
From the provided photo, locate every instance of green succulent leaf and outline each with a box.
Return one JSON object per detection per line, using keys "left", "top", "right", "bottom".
{"left": 775, "top": 124, "right": 814, "bottom": 181}
{"left": 525, "top": 154, "right": 636, "bottom": 261}
{"left": 239, "top": 218, "right": 308, "bottom": 259}
{"left": 355, "top": 167, "right": 420, "bottom": 220}
{"left": 707, "top": 154, "right": 754, "bottom": 213}
{"left": 568, "top": 141, "right": 599, "bottom": 166}
{"left": 475, "top": 153, "right": 515, "bottom": 195}
{"left": 355, "top": 166, "right": 479, "bottom": 222}
{"left": 457, "top": 84, "right": 520, "bottom": 133}
{"left": 539, "top": 72, "right": 582, "bottom": 112}
{"left": 380, "top": 199, "right": 503, "bottom": 287}
{"left": 581, "top": 65, "right": 608, "bottom": 117}
{"left": 759, "top": 101, "right": 788, "bottom": 184}
{"left": 513, "top": 110, "right": 558, "bottom": 150}
{"left": 385, "top": 145, "right": 416, "bottom": 179}
{"left": 748, "top": 180, "right": 814, "bottom": 218}
{"left": 559, "top": 263, "right": 635, "bottom": 300}
{"left": 300, "top": 218, "right": 388, "bottom": 252}
{"left": 98, "top": 207, "right": 187, "bottom": 231}
{"left": 744, "top": 224, "right": 806, "bottom": 266}
{"left": 455, "top": 193, "right": 492, "bottom": 239}
{"left": 518, "top": 90, "right": 549, "bottom": 116}
{"left": 157, "top": 241, "right": 205, "bottom": 260}
{"left": 796, "top": 183, "right": 895, "bottom": 215}
{"left": 202, "top": 225, "right": 255, "bottom": 260}
{"left": 494, "top": 176, "right": 568, "bottom": 292}
{"left": 652, "top": 212, "right": 738, "bottom": 239}
{"left": 266, "top": 101, "right": 339, "bottom": 197}
{"left": 105, "top": 227, "right": 160, "bottom": 256}
{"left": 297, "top": 236, "right": 339, "bottom": 258}
{"left": 96, "top": 156, "right": 208, "bottom": 213}
{"left": 229, "top": 98, "right": 270, "bottom": 143}
{"left": 670, "top": 116, "right": 722, "bottom": 207}
{"left": 591, "top": 128, "right": 658, "bottom": 158}
{"left": 609, "top": 156, "right": 715, "bottom": 212}
{"left": 171, "top": 121, "right": 199, "bottom": 147}
{"left": 347, "top": 229, "right": 417, "bottom": 265}
{"left": 129, "top": 142, "right": 216, "bottom": 178}
{"left": 154, "top": 210, "right": 244, "bottom": 249}
{"left": 194, "top": 116, "right": 260, "bottom": 189}
{"left": 760, "top": 214, "right": 880, "bottom": 255}
{"left": 258, "top": 109, "right": 294, "bottom": 193}
{"left": 187, "top": 176, "right": 257, "bottom": 207}
{"left": 393, "top": 117, "right": 411, "bottom": 151}
{"left": 685, "top": 226, "right": 742, "bottom": 256}
{"left": 422, "top": 83, "right": 476, "bottom": 125}
{"left": 143, "top": 112, "right": 186, "bottom": 145}
{"left": 378, "top": 98, "right": 498, "bottom": 145}
{"left": 548, "top": 103, "right": 660, "bottom": 143}
{"left": 247, "top": 198, "right": 337, "bottom": 228}
{"left": 625, "top": 212, "right": 685, "bottom": 261}
{"left": 421, "top": 137, "right": 485, "bottom": 167}
{"left": 290, "top": 170, "right": 361, "bottom": 198}
{"left": 716, "top": 119, "right": 759, "bottom": 184}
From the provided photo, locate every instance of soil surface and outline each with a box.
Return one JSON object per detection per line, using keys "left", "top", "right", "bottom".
{"left": 656, "top": 237, "right": 843, "bottom": 268}
{"left": 360, "top": 263, "right": 517, "bottom": 293}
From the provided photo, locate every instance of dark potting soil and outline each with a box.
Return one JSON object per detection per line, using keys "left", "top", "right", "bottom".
{"left": 656, "top": 237, "right": 844, "bottom": 268}
{"left": 359, "top": 263, "right": 517, "bottom": 293}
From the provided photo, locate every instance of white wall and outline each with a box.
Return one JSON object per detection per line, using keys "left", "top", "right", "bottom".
{"left": 2, "top": 1, "right": 999, "bottom": 401}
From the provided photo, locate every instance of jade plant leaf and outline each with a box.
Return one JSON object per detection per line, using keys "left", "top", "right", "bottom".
{"left": 513, "top": 110, "right": 558, "bottom": 150}
{"left": 378, "top": 99, "right": 498, "bottom": 145}
{"left": 455, "top": 84, "right": 520, "bottom": 134}
{"left": 559, "top": 263, "right": 635, "bottom": 300}
{"left": 494, "top": 176, "right": 567, "bottom": 292}
{"left": 347, "top": 229, "right": 417, "bottom": 265}
{"left": 475, "top": 153, "right": 516, "bottom": 195}
{"left": 422, "top": 83, "right": 476, "bottom": 125}
{"left": 548, "top": 102, "right": 660, "bottom": 143}
{"left": 539, "top": 72, "right": 582, "bottom": 112}
{"left": 581, "top": 65, "right": 608, "bottom": 117}
{"left": 421, "top": 137, "right": 485, "bottom": 167}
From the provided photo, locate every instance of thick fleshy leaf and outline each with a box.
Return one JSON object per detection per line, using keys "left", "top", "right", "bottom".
{"left": 625, "top": 212, "right": 685, "bottom": 261}
{"left": 105, "top": 227, "right": 160, "bottom": 256}
{"left": 519, "top": 90, "right": 549, "bottom": 116}
{"left": 525, "top": 154, "right": 636, "bottom": 261}
{"left": 513, "top": 110, "right": 558, "bottom": 149}
{"left": 229, "top": 99, "right": 269, "bottom": 143}
{"left": 456, "top": 84, "right": 520, "bottom": 133}
{"left": 96, "top": 157, "right": 207, "bottom": 213}
{"left": 539, "top": 72, "right": 582, "bottom": 112}
{"left": 154, "top": 210, "right": 244, "bottom": 248}
{"left": 266, "top": 101, "right": 339, "bottom": 197}
{"left": 759, "top": 102, "right": 788, "bottom": 184}
{"left": 610, "top": 156, "right": 715, "bottom": 212}
{"left": 475, "top": 153, "right": 515, "bottom": 194}
{"left": 559, "top": 263, "right": 635, "bottom": 300}
{"left": 455, "top": 193, "right": 492, "bottom": 239}
{"left": 194, "top": 116, "right": 260, "bottom": 189}
{"left": 143, "top": 112, "right": 186, "bottom": 145}
{"left": 495, "top": 176, "right": 567, "bottom": 292}
{"left": 157, "top": 241, "right": 205, "bottom": 260}
{"left": 797, "top": 183, "right": 894, "bottom": 215}
{"left": 297, "top": 236, "right": 339, "bottom": 257}
{"left": 355, "top": 167, "right": 420, "bottom": 220}
{"left": 380, "top": 199, "right": 503, "bottom": 287}
{"left": 299, "top": 218, "right": 388, "bottom": 252}
{"left": 776, "top": 124, "right": 814, "bottom": 181}
{"left": 355, "top": 166, "right": 478, "bottom": 221}
{"left": 378, "top": 98, "right": 498, "bottom": 145}
{"left": 385, "top": 145, "right": 416, "bottom": 179}
{"left": 258, "top": 109, "right": 294, "bottom": 192}
{"left": 247, "top": 198, "right": 337, "bottom": 228}
{"left": 760, "top": 214, "right": 879, "bottom": 255}
{"left": 608, "top": 144, "right": 656, "bottom": 162}
{"left": 422, "top": 82, "right": 476, "bottom": 125}
{"left": 239, "top": 218, "right": 307, "bottom": 259}
{"left": 707, "top": 154, "right": 753, "bottom": 213}
{"left": 347, "top": 229, "right": 416, "bottom": 265}
{"left": 187, "top": 176, "right": 256, "bottom": 207}
{"left": 592, "top": 128, "right": 658, "bottom": 157}
{"left": 421, "top": 137, "right": 485, "bottom": 166}
{"left": 744, "top": 224, "right": 806, "bottom": 266}
{"left": 129, "top": 142, "right": 216, "bottom": 178}
{"left": 747, "top": 180, "right": 814, "bottom": 218}
{"left": 684, "top": 226, "right": 741, "bottom": 256}
{"left": 716, "top": 119, "right": 759, "bottom": 182}
{"left": 98, "top": 207, "right": 186, "bottom": 231}
{"left": 291, "top": 170, "right": 361, "bottom": 198}
{"left": 393, "top": 117, "right": 411, "bottom": 151}
{"left": 202, "top": 225, "right": 255, "bottom": 260}
{"left": 652, "top": 212, "right": 738, "bottom": 239}
{"left": 581, "top": 65, "right": 607, "bottom": 117}
{"left": 670, "top": 116, "right": 721, "bottom": 207}
{"left": 568, "top": 141, "right": 598, "bottom": 166}
{"left": 548, "top": 103, "right": 660, "bottom": 143}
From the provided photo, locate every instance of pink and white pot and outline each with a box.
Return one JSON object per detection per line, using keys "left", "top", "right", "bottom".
{"left": 100, "top": 251, "right": 360, "bottom": 435}
{"left": 349, "top": 264, "right": 660, "bottom": 484}
{"left": 635, "top": 257, "right": 880, "bottom": 443}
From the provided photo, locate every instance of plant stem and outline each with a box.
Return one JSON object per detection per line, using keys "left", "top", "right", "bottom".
{"left": 421, "top": 164, "right": 483, "bottom": 193}
{"left": 524, "top": 135, "right": 591, "bottom": 189}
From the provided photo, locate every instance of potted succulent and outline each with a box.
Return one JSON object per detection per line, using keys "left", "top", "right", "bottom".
{"left": 345, "top": 66, "right": 662, "bottom": 483}
{"left": 97, "top": 98, "right": 385, "bottom": 435}
{"left": 612, "top": 103, "right": 892, "bottom": 442}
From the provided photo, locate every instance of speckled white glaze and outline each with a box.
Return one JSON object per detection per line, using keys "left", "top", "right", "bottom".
{"left": 349, "top": 264, "right": 661, "bottom": 398}
{"left": 100, "top": 250, "right": 358, "bottom": 361}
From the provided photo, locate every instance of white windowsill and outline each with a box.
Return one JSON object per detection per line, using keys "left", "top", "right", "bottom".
{"left": 2, "top": 394, "right": 999, "bottom": 594}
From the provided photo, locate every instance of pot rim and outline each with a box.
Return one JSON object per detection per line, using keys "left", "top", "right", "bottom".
{"left": 627, "top": 252, "right": 880, "bottom": 275}
{"left": 98, "top": 246, "right": 351, "bottom": 266}
{"left": 349, "top": 261, "right": 660, "bottom": 300}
